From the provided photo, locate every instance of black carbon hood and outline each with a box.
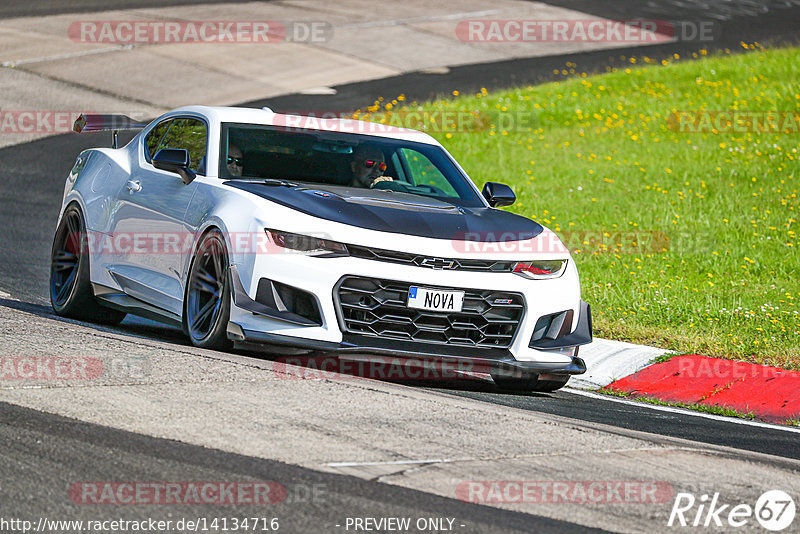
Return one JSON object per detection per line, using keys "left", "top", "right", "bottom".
{"left": 225, "top": 181, "right": 543, "bottom": 242}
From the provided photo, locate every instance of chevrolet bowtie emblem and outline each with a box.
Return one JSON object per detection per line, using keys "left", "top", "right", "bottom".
{"left": 421, "top": 257, "right": 457, "bottom": 270}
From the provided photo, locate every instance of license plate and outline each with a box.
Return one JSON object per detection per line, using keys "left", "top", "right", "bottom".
{"left": 407, "top": 286, "right": 464, "bottom": 312}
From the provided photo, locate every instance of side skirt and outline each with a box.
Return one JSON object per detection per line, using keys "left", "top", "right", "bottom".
{"left": 92, "top": 283, "right": 183, "bottom": 327}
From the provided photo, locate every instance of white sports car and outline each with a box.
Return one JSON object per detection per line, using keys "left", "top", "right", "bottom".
{"left": 51, "top": 106, "right": 590, "bottom": 391}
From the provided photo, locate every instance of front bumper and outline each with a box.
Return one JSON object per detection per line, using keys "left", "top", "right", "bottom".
{"left": 226, "top": 253, "right": 590, "bottom": 376}
{"left": 231, "top": 327, "right": 587, "bottom": 376}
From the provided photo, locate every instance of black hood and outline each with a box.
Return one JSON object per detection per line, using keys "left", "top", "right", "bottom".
{"left": 225, "top": 181, "right": 543, "bottom": 242}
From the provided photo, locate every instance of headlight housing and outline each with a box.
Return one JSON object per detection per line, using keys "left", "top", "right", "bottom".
{"left": 513, "top": 259, "right": 568, "bottom": 279}
{"left": 266, "top": 229, "right": 348, "bottom": 256}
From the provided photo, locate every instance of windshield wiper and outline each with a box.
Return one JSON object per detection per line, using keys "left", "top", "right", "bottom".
{"left": 226, "top": 178, "right": 300, "bottom": 187}
{"left": 260, "top": 178, "right": 299, "bottom": 187}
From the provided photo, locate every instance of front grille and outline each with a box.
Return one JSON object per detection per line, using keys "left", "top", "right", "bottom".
{"left": 347, "top": 244, "right": 514, "bottom": 272}
{"left": 335, "top": 276, "right": 524, "bottom": 348}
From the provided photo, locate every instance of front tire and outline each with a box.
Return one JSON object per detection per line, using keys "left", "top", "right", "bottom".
{"left": 533, "top": 375, "right": 570, "bottom": 392}
{"left": 50, "top": 205, "right": 126, "bottom": 325}
{"left": 183, "top": 229, "right": 232, "bottom": 350}
{"left": 491, "top": 372, "right": 570, "bottom": 392}
{"left": 491, "top": 372, "right": 539, "bottom": 392}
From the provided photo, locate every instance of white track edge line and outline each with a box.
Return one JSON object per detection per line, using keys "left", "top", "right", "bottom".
{"left": 565, "top": 387, "right": 800, "bottom": 434}
{"left": 328, "top": 458, "right": 452, "bottom": 468}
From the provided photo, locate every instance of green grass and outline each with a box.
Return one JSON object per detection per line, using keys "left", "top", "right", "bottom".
{"left": 596, "top": 387, "right": 758, "bottom": 420}
{"left": 360, "top": 45, "right": 800, "bottom": 370}
{"left": 650, "top": 352, "right": 679, "bottom": 365}
{"left": 597, "top": 385, "right": 761, "bottom": 422}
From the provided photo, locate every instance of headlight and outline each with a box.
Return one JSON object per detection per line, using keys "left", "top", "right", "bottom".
{"left": 266, "top": 229, "right": 348, "bottom": 256}
{"left": 513, "top": 259, "right": 567, "bottom": 279}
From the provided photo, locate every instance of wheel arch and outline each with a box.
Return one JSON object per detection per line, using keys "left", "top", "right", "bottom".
{"left": 57, "top": 195, "right": 88, "bottom": 230}
{"left": 181, "top": 218, "right": 232, "bottom": 286}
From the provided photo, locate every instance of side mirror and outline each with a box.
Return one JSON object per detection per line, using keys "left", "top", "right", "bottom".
{"left": 482, "top": 182, "right": 516, "bottom": 207}
{"left": 153, "top": 148, "right": 196, "bottom": 185}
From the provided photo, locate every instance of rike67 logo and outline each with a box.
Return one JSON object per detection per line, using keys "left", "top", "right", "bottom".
{"left": 668, "top": 490, "right": 796, "bottom": 531}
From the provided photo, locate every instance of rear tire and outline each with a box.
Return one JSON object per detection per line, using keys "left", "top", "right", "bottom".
{"left": 183, "top": 229, "right": 232, "bottom": 350}
{"left": 50, "top": 205, "right": 127, "bottom": 325}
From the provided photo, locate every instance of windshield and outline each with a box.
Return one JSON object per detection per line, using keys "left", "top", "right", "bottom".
{"left": 219, "top": 123, "right": 484, "bottom": 207}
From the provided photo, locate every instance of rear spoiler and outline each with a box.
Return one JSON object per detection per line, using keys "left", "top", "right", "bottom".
{"left": 73, "top": 113, "right": 150, "bottom": 148}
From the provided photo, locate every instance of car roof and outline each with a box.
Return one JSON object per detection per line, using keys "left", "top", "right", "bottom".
{"left": 169, "top": 105, "right": 442, "bottom": 146}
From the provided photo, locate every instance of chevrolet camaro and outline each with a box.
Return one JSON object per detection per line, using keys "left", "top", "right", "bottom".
{"left": 50, "top": 106, "right": 591, "bottom": 391}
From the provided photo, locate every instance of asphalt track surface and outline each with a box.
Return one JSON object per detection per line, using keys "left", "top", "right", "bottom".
{"left": 1, "top": 401, "right": 590, "bottom": 534}
{"left": 5, "top": 292, "right": 800, "bottom": 463}
{"left": 245, "top": 0, "right": 800, "bottom": 112}
{"left": 2, "top": 3, "right": 800, "bottom": 527}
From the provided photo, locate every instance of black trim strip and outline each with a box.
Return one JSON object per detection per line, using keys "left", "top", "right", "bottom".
{"left": 347, "top": 243, "right": 515, "bottom": 272}
{"left": 235, "top": 329, "right": 587, "bottom": 375}
{"left": 340, "top": 333, "right": 513, "bottom": 360}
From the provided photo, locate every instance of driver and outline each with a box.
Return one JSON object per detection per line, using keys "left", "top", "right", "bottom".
{"left": 349, "top": 143, "right": 393, "bottom": 188}
{"left": 226, "top": 144, "right": 244, "bottom": 177}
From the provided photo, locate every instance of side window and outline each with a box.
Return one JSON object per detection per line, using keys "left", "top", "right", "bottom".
{"left": 145, "top": 120, "right": 171, "bottom": 162}
{"left": 153, "top": 118, "right": 208, "bottom": 174}
{"left": 399, "top": 148, "right": 458, "bottom": 197}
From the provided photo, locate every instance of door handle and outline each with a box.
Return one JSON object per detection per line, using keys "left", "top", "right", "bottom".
{"left": 126, "top": 180, "right": 142, "bottom": 194}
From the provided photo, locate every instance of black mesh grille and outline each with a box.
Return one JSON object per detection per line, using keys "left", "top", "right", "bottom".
{"left": 347, "top": 244, "right": 514, "bottom": 272}
{"left": 335, "top": 277, "right": 524, "bottom": 348}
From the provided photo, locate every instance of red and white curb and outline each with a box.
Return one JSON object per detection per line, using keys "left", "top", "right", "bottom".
{"left": 571, "top": 338, "right": 670, "bottom": 390}
{"left": 575, "top": 339, "right": 800, "bottom": 424}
